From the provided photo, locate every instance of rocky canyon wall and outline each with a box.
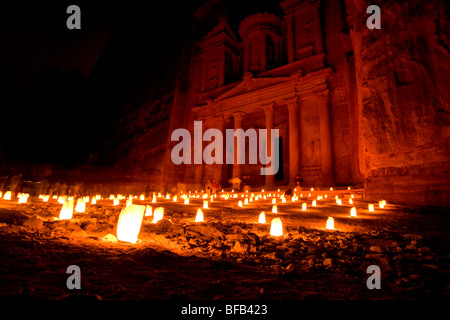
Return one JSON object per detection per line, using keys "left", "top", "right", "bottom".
{"left": 345, "top": 0, "right": 450, "bottom": 206}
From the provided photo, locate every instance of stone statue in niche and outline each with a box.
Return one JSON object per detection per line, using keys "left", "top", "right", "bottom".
{"left": 305, "top": 140, "right": 319, "bottom": 165}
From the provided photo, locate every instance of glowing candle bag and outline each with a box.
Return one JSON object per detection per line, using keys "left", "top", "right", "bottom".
{"left": 270, "top": 218, "right": 283, "bottom": 236}
{"left": 116, "top": 204, "right": 146, "bottom": 243}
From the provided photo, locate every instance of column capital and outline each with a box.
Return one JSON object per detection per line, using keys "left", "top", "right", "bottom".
{"left": 285, "top": 12, "right": 294, "bottom": 23}
{"left": 286, "top": 97, "right": 301, "bottom": 111}
{"left": 232, "top": 111, "right": 245, "bottom": 122}
{"left": 263, "top": 102, "right": 275, "bottom": 115}
{"left": 316, "top": 90, "right": 330, "bottom": 103}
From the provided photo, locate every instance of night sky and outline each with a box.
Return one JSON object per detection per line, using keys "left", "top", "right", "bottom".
{"left": 0, "top": 0, "right": 201, "bottom": 169}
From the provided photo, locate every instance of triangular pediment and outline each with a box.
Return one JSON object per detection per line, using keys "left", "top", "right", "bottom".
{"left": 202, "top": 15, "right": 238, "bottom": 44}
{"left": 214, "top": 75, "right": 290, "bottom": 101}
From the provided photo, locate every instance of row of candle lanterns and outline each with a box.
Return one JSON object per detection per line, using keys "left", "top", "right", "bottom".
{"left": 1, "top": 188, "right": 387, "bottom": 244}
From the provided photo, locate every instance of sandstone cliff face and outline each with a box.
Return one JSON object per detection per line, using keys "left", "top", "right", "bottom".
{"left": 345, "top": 0, "right": 450, "bottom": 205}
{"left": 112, "top": 94, "right": 174, "bottom": 187}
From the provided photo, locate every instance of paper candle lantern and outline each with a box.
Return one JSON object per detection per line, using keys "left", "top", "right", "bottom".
{"left": 336, "top": 199, "right": 342, "bottom": 205}
{"left": 238, "top": 200, "right": 243, "bottom": 207}
{"left": 272, "top": 198, "right": 276, "bottom": 204}
{"left": 18, "top": 194, "right": 28, "bottom": 204}
{"left": 75, "top": 199, "right": 86, "bottom": 213}
{"left": 350, "top": 207, "right": 357, "bottom": 217}
{"left": 302, "top": 203, "right": 307, "bottom": 211}
{"left": 184, "top": 198, "right": 189, "bottom": 205}
{"left": 152, "top": 207, "right": 164, "bottom": 223}
{"left": 326, "top": 217, "right": 334, "bottom": 230}
{"left": 378, "top": 200, "right": 385, "bottom": 208}
{"left": 173, "top": 195, "right": 177, "bottom": 202}
{"left": 349, "top": 198, "right": 353, "bottom": 205}
{"left": 116, "top": 204, "right": 145, "bottom": 243}
{"left": 368, "top": 204, "right": 375, "bottom": 212}
{"left": 270, "top": 218, "right": 283, "bottom": 237}
{"left": 244, "top": 198, "right": 249, "bottom": 205}
{"left": 195, "top": 209, "right": 204, "bottom": 222}
{"left": 145, "top": 205, "right": 152, "bottom": 216}
{"left": 259, "top": 212, "right": 266, "bottom": 224}
{"left": 312, "top": 200, "right": 317, "bottom": 207}
{"left": 59, "top": 199, "right": 74, "bottom": 220}
{"left": 43, "top": 195, "right": 50, "bottom": 202}
{"left": 272, "top": 205, "right": 277, "bottom": 213}
{"left": 203, "top": 200, "right": 208, "bottom": 209}
{"left": 152, "top": 197, "right": 156, "bottom": 203}
{"left": 113, "top": 198, "right": 119, "bottom": 206}
{"left": 91, "top": 197, "right": 97, "bottom": 205}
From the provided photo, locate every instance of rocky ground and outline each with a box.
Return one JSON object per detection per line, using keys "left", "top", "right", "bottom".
{"left": 0, "top": 190, "right": 449, "bottom": 300}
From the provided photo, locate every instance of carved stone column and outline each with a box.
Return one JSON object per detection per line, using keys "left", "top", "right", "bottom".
{"left": 263, "top": 104, "right": 275, "bottom": 188}
{"left": 214, "top": 115, "right": 225, "bottom": 186}
{"left": 194, "top": 118, "right": 204, "bottom": 187}
{"left": 287, "top": 97, "right": 301, "bottom": 186}
{"left": 232, "top": 112, "right": 245, "bottom": 179}
{"left": 317, "top": 91, "right": 335, "bottom": 186}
